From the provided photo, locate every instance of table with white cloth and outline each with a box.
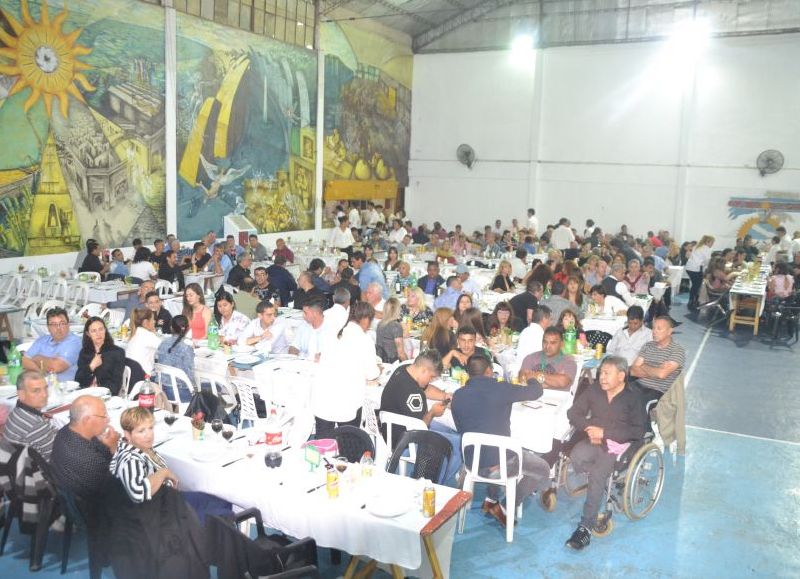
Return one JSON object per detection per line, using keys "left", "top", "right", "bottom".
{"left": 666, "top": 266, "right": 684, "bottom": 293}
{"left": 478, "top": 290, "right": 520, "bottom": 314}
{"left": 184, "top": 271, "right": 221, "bottom": 292}
{"left": 581, "top": 314, "right": 626, "bottom": 337}
{"left": 87, "top": 281, "right": 140, "bottom": 304}
{"left": 728, "top": 265, "right": 770, "bottom": 335}
{"left": 630, "top": 294, "right": 654, "bottom": 313}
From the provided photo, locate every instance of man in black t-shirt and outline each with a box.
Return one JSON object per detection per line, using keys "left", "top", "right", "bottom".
{"left": 442, "top": 326, "right": 492, "bottom": 372}
{"left": 509, "top": 279, "right": 543, "bottom": 332}
{"left": 379, "top": 350, "right": 462, "bottom": 483}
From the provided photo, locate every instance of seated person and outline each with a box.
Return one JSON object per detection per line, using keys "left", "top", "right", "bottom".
{"left": 126, "top": 308, "right": 162, "bottom": 376}
{"left": 308, "top": 258, "right": 333, "bottom": 292}
{"left": 589, "top": 284, "right": 627, "bottom": 316}
{"left": 144, "top": 291, "right": 172, "bottom": 334}
{"left": 107, "top": 280, "right": 156, "bottom": 319}
{"left": 79, "top": 241, "right": 109, "bottom": 279}
{"left": 1, "top": 371, "right": 58, "bottom": 460}
{"left": 226, "top": 254, "right": 252, "bottom": 289}
{"left": 331, "top": 267, "right": 361, "bottom": 303}
{"left": 516, "top": 305, "right": 552, "bottom": 362}
{"left": 238, "top": 301, "right": 289, "bottom": 355}
{"left": 623, "top": 259, "right": 650, "bottom": 295}
{"left": 400, "top": 286, "right": 433, "bottom": 326}
{"left": 22, "top": 307, "right": 82, "bottom": 382}
{"left": 379, "top": 351, "right": 461, "bottom": 483}
{"left": 433, "top": 275, "right": 463, "bottom": 310}
{"left": 234, "top": 278, "right": 260, "bottom": 319}
{"left": 75, "top": 317, "right": 126, "bottom": 394}
{"left": 416, "top": 261, "right": 445, "bottom": 296}
{"left": 629, "top": 316, "right": 685, "bottom": 408}
{"left": 272, "top": 237, "right": 294, "bottom": 263}
{"left": 442, "top": 326, "right": 492, "bottom": 372}
{"left": 187, "top": 241, "right": 211, "bottom": 271}
{"left": 768, "top": 261, "right": 794, "bottom": 301}
{"left": 157, "top": 250, "right": 186, "bottom": 290}
{"left": 606, "top": 306, "right": 652, "bottom": 365}
{"left": 564, "top": 356, "right": 646, "bottom": 550}
{"left": 214, "top": 291, "right": 250, "bottom": 346}
{"left": 208, "top": 242, "right": 233, "bottom": 281}
{"left": 156, "top": 316, "right": 195, "bottom": 403}
{"left": 451, "top": 355, "right": 551, "bottom": 528}
{"left": 292, "top": 272, "right": 325, "bottom": 310}
{"left": 518, "top": 327, "right": 578, "bottom": 390}
{"left": 288, "top": 297, "right": 332, "bottom": 361}
{"left": 491, "top": 261, "right": 515, "bottom": 293}
{"left": 252, "top": 266, "right": 280, "bottom": 303}
{"left": 108, "top": 248, "right": 129, "bottom": 279}
{"left": 51, "top": 395, "right": 120, "bottom": 500}
{"left": 509, "top": 280, "right": 544, "bottom": 332}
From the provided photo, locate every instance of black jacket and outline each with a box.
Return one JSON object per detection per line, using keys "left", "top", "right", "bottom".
{"left": 75, "top": 344, "right": 126, "bottom": 395}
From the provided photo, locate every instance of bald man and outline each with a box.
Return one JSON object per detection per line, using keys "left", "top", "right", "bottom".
{"left": 51, "top": 395, "right": 119, "bottom": 500}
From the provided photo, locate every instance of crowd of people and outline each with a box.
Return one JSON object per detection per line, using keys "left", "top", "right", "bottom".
{"left": 3, "top": 205, "right": 798, "bottom": 572}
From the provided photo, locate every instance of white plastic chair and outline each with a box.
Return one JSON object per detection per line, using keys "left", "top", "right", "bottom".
{"left": 76, "top": 303, "right": 103, "bottom": 319}
{"left": 155, "top": 279, "right": 176, "bottom": 298}
{"left": 459, "top": 432, "right": 524, "bottom": 543}
{"left": 20, "top": 276, "right": 43, "bottom": 302}
{"left": 38, "top": 300, "right": 66, "bottom": 320}
{"left": 153, "top": 363, "right": 195, "bottom": 414}
{"left": 101, "top": 308, "right": 125, "bottom": 328}
{"left": 66, "top": 282, "right": 90, "bottom": 311}
{"left": 44, "top": 278, "right": 69, "bottom": 301}
{"left": 229, "top": 377, "right": 267, "bottom": 431}
{"left": 379, "top": 410, "right": 427, "bottom": 476}
{"left": 194, "top": 369, "right": 237, "bottom": 412}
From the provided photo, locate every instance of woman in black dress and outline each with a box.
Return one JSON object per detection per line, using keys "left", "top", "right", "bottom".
{"left": 75, "top": 316, "right": 126, "bottom": 395}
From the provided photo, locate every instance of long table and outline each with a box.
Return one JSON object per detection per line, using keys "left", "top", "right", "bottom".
{"left": 728, "top": 264, "right": 771, "bottom": 335}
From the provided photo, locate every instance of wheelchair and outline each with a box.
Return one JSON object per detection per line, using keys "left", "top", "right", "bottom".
{"left": 545, "top": 400, "right": 665, "bottom": 537}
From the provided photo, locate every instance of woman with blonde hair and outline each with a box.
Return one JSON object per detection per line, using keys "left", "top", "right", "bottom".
{"left": 686, "top": 235, "right": 715, "bottom": 310}
{"left": 422, "top": 307, "right": 456, "bottom": 358}
{"left": 376, "top": 298, "right": 408, "bottom": 363}
{"left": 126, "top": 307, "right": 161, "bottom": 375}
{"left": 400, "top": 286, "right": 433, "bottom": 325}
{"left": 491, "top": 260, "right": 515, "bottom": 293}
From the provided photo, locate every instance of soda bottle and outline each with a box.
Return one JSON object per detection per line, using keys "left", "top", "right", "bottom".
{"left": 6, "top": 343, "right": 22, "bottom": 385}
{"left": 138, "top": 375, "right": 156, "bottom": 412}
{"left": 326, "top": 465, "right": 339, "bottom": 499}
{"left": 410, "top": 272, "right": 418, "bottom": 288}
{"left": 207, "top": 318, "right": 220, "bottom": 350}
{"left": 360, "top": 451, "right": 374, "bottom": 478}
{"left": 563, "top": 322, "right": 577, "bottom": 355}
{"left": 264, "top": 409, "right": 283, "bottom": 468}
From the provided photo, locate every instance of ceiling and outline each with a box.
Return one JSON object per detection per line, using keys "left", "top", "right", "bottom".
{"left": 322, "top": 0, "right": 800, "bottom": 53}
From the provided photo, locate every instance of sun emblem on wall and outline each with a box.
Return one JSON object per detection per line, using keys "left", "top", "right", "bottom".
{"left": 0, "top": 0, "right": 95, "bottom": 118}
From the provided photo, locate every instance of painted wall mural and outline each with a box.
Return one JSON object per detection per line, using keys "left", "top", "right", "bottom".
{"left": 321, "top": 22, "right": 412, "bottom": 224}
{"left": 176, "top": 15, "right": 317, "bottom": 241}
{"left": 0, "top": 0, "right": 166, "bottom": 257}
{"left": 728, "top": 192, "right": 800, "bottom": 240}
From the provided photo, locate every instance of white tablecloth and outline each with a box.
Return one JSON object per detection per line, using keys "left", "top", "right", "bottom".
{"left": 581, "top": 315, "right": 626, "bottom": 336}
{"left": 666, "top": 266, "right": 684, "bottom": 292}
{"left": 88, "top": 281, "right": 140, "bottom": 304}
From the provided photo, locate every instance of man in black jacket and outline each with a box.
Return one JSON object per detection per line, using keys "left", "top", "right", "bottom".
{"left": 157, "top": 250, "right": 186, "bottom": 290}
{"left": 266, "top": 255, "right": 297, "bottom": 306}
{"left": 416, "top": 261, "right": 445, "bottom": 296}
{"left": 564, "top": 356, "right": 646, "bottom": 551}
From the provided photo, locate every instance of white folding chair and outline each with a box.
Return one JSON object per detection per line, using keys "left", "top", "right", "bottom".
{"left": 44, "top": 278, "right": 69, "bottom": 301}
{"left": 195, "top": 369, "right": 237, "bottom": 412}
{"left": 76, "top": 303, "right": 103, "bottom": 319}
{"left": 20, "top": 276, "right": 43, "bottom": 302}
{"left": 66, "top": 282, "right": 90, "bottom": 313}
{"left": 37, "top": 300, "right": 66, "bottom": 320}
{"left": 155, "top": 279, "right": 176, "bottom": 298}
{"left": 229, "top": 377, "right": 267, "bottom": 431}
{"left": 101, "top": 308, "right": 125, "bottom": 328}
{"left": 153, "top": 363, "right": 196, "bottom": 414}
{"left": 379, "top": 410, "right": 427, "bottom": 476}
{"left": 459, "top": 432, "right": 524, "bottom": 543}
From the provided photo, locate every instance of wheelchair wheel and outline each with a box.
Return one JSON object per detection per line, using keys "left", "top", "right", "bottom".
{"left": 559, "top": 456, "right": 587, "bottom": 497}
{"left": 622, "top": 442, "right": 664, "bottom": 520}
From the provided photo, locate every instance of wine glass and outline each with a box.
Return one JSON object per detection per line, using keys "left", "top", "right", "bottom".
{"left": 221, "top": 426, "right": 234, "bottom": 446}
{"left": 211, "top": 419, "right": 224, "bottom": 438}
{"left": 164, "top": 412, "right": 178, "bottom": 428}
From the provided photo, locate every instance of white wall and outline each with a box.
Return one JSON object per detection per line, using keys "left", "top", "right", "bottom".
{"left": 407, "top": 34, "right": 800, "bottom": 246}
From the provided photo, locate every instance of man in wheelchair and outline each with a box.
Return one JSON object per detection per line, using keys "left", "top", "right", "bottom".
{"left": 564, "top": 356, "right": 646, "bottom": 551}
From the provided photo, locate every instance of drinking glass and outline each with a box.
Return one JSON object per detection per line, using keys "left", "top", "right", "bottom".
{"left": 211, "top": 418, "right": 224, "bottom": 438}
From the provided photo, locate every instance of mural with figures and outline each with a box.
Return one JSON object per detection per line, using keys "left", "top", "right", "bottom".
{"left": 0, "top": 0, "right": 166, "bottom": 257}
{"left": 176, "top": 15, "right": 317, "bottom": 241}
{"left": 321, "top": 22, "right": 412, "bottom": 224}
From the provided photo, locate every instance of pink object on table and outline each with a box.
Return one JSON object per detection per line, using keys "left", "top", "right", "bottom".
{"left": 303, "top": 438, "right": 339, "bottom": 458}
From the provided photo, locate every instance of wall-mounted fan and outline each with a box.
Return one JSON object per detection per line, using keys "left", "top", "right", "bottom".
{"left": 756, "top": 149, "right": 784, "bottom": 177}
{"left": 456, "top": 144, "right": 476, "bottom": 169}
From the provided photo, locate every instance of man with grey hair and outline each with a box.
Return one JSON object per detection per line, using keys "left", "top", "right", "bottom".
{"left": 51, "top": 395, "right": 119, "bottom": 500}
{"left": 363, "top": 282, "right": 385, "bottom": 318}
{"left": 226, "top": 252, "right": 252, "bottom": 288}
{"left": 323, "top": 287, "right": 350, "bottom": 334}
{"left": 602, "top": 262, "right": 634, "bottom": 305}
{"left": 564, "top": 356, "right": 646, "bottom": 551}
{"left": 1, "top": 371, "right": 58, "bottom": 459}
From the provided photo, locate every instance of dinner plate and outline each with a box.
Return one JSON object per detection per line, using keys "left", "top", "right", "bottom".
{"left": 234, "top": 354, "right": 260, "bottom": 365}
{"left": 232, "top": 345, "right": 255, "bottom": 354}
{"left": 76, "top": 386, "right": 111, "bottom": 400}
{"left": 189, "top": 445, "right": 227, "bottom": 463}
{"left": 367, "top": 496, "right": 411, "bottom": 518}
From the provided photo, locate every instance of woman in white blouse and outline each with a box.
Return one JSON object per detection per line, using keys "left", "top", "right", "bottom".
{"left": 685, "top": 235, "right": 714, "bottom": 310}
{"left": 311, "top": 302, "right": 380, "bottom": 439}
{"left": 126, "top": 308, "right": 162, "bottom": 375}
{"left": 129, "top": 247, "right": 157, "bottom": 281}
{"left": 214, "top": 291, "right": 250, "bottom": 346}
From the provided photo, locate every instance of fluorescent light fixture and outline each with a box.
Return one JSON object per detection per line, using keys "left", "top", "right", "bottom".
{"left": 668, "top": 18, "right": 711, "bottom": 58}
{"left": 510, "top": 33, "right": 535, "bottom": 67}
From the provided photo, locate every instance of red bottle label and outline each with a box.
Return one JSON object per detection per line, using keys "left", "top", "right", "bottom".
{"left": 265, "top": 430, "right": 282, "bottom": 446}
{"left": 139, "top": 393, "right": 155, "bottom": 409}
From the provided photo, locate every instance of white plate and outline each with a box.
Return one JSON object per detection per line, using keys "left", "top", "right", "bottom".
{"left": 234, "top": 354, "right": 260, "bottom": 365}
{"left": 0, "top": 385, "right": 17, "bottom": 398}
{"left": 189, "top": 444, "right": 227, "bottom": 463}
{"left": 367, "top": 496, "right": 411, "bottom": 518}
{"left": 232, "top": 345, "right": 254, "bottom": 354}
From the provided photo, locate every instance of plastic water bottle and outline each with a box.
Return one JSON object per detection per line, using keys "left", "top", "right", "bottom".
{"left": 264, "top": 409, "right": 283, "bottom": 468}
{"left": 207, "top": 318, "right": 219, "bottom": 350}
{"left": 410, "top": 272, "right": 418, "bottom": 288}
{"left": 7, "top": 343, "right": 22, "bottom": 385}
{"left": 360, "top": 451, "right": 374, "bottom": 478}
{"left": 563, "top": 322, "right": 577, "bottom": 355}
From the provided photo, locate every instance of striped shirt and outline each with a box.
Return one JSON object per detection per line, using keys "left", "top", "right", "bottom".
{"left": 2, "top": 402, "right": 58, "bottom": 461}
{"left": 636, "top": 339, "right": 685, "bottom": 393}
{"left": 109, "top": 441, "right": 169, "bottom": 504}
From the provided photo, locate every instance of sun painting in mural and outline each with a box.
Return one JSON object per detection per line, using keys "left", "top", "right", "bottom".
{"left": 0, "top": 0, "right": 95, "bottom": 118}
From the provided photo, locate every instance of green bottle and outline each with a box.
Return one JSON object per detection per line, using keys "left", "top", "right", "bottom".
{"left": 7, "top": 343, "right": 22, "bottom": 385}
{"left": 207, "top": 319, "right": 220, "bottom": 350}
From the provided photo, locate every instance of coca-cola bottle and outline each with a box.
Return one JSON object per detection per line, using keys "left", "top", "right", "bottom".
{"left": 264, "top": 409, "right": 283, "bottom": 468}
{"left": 139, "top": 375, "right": 156, "bottom": 413}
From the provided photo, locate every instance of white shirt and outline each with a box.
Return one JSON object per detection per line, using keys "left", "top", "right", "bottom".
{"left": 527, "top": 214, "right": 539, "bottom": 234}
{"left": 126, "top": 328, "right": 162, "bottom": 374}
{"left": 614, "top": 279, "right": 636, "bottom": 307}
{"left": 348, "top": 208, "right": 361, "bottom": 228}
{"left": 129, "top": 261, "right": 156, "bottom": 281}
{"left": 366, "top": 209, "right": 380, "bottom": 228}
{"left": 606, "top": 326, "right": 653, "bottom": 365}
{"left": 388, "top": 227, "right": 407, "bottom": 245}
{"left": 237, "top": 318, "right": 289, "bottom": 354}
{"left": 509, "top": 257, "right": 528, "bottom": 281}
{"left": 686, "top": 245, "right": 712, "bottom": 272}
{"left": 790, "top": 238, "right": 800, "bottom": 260}
{"left": 600, "top": 295, "right": 628, "bottom": 316}
{"left": 551, "top": 225, "right": 575, "bottom": 251}
{"left": 461, "top": 277, "right": 483, "bottom": 301}
{"left": 218, "top": 311, "right": 251, "bottom": 343}
{"left": 291, "top": 321, "right": 334, "bottom": 360}
{"left": 312, "top": 322, "right": 380, "bottom": 422}
{"left": 516, "top": 323, "right": 544, "bottom": 363}
{"left": 322, "top": 304, "right": 349, "bottom": 335}
{"left": 329, "top": 226, "right": 355, "bottom": 249}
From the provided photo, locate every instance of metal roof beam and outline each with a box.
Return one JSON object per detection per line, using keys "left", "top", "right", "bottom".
{"left": 412, "top": 0, "right": 519, "bottom": 52}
